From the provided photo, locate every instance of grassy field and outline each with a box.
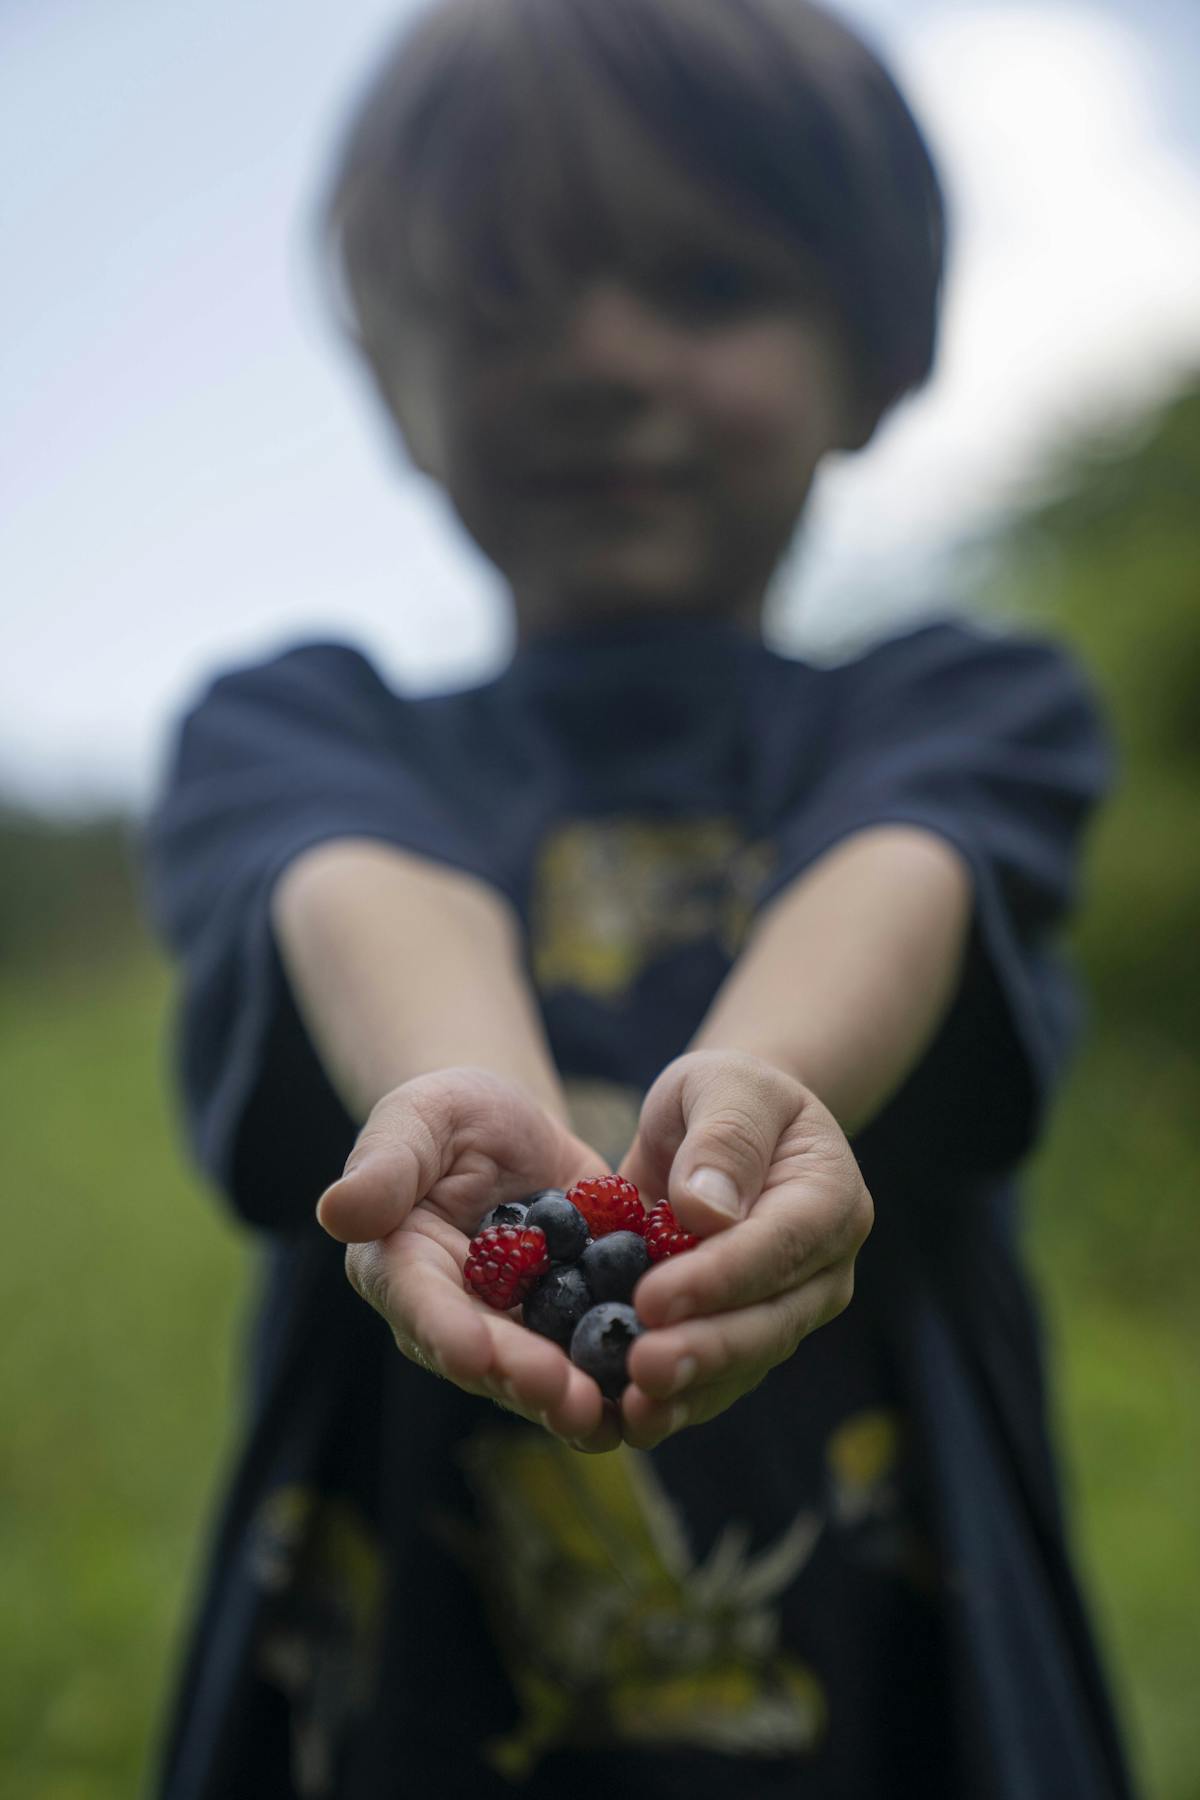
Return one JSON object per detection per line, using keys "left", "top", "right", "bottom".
{"left": 2, "top": 944, "right": 1196, "bottom": 1798}
{"left": 0, "top": 951, "right": 248, "bottom": 1800}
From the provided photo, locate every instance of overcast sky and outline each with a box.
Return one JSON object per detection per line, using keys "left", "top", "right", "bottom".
{"left": 3, "top": 0, "right": 1199, "bottom": 816}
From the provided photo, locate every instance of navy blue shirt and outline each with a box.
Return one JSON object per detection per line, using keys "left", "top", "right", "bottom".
{"left": 142, "top": 615, "right": 1134, "bottom": 1799}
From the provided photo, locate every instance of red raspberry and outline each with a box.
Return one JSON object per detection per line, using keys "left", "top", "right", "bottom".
{"left": 463, "top": 1225, "right": 550, "bottom": 1310}
{"left": 564, "top": 1175, "right": 646, "bottom": 1240}
{"left": 643, "top": 1200, "right": 699, "bottom": 1262}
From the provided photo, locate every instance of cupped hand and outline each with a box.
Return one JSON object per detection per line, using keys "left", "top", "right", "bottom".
{"left": 315, "top": 1067, "right": 620, "bottom": 1451}
{"left": 617, "top": 1050, "right": 874, "bottom": 1450}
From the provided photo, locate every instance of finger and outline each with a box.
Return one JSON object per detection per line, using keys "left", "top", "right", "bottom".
{"left": 622, "top": 1051, "right": 804, "bottom": 1238}
{"left": 627, "top": 1262, "right": 855, "bottom": 1402}
{"left": 621, "top": 1266, "right": 854, "bottom": 1450}
{"left": 619, "top": 1373, "right": 745, "bottom": 1452}
{"left": 319, "top": 1071, "right": 610, "bottom": 1244}
{"left": 348, "top": 1227, "right": 612, "bottom": 1446}
{"left": 319, "top": 1155, "right": 423, "bottom": 1245}
{"left": 346, "top": 1228, "right": 492, "bottom": 1380}
{"left": 632, "top": 1159, "right": 869, "bottom": 1328}
{"left": 486, "top": 1323, "right": 615, "bottom": 1444}
{"left": 317, "top": 1088, "right": 447, "bottom": 1243}
{"left": 566, "top": 1404, "right": 624, "bottom": 1454}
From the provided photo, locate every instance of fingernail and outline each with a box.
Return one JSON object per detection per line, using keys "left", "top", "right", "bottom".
{"left": 666, "top": 1402, "right": 689, "bottom": 1436}
{"left": 668, "top": 1355, "right": 697, "bottom": 1395}
{"left": 688, "top": 1167, "right": 740, "bottom": 1217}
{"left": 664, "top": 1294, "right": 694, "bottom": 1325}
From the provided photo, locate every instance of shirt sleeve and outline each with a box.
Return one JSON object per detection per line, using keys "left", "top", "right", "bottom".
{"left": 762, "top": 621, "right": 1114, "bottom": 1174}
{"left": 141, "top": 642, "right": 507, "bottom": 1229}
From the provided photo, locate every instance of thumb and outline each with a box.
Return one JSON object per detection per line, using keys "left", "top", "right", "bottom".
{"left": 668, "top": 1112, "right": 772, "bottom": 1237}
{"left": 316, "top": 1135, "right": 429, "bottom": 1244}
{"left": 315, "top": 1077, "right": 452, "bottom": 1243}
{"left": 633, "top": 1051, "right": 789, "bottom": 1239}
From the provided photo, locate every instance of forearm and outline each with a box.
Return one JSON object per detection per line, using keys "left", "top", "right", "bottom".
{"left": 691, "top": 826, "right": 972, "bottom": 1133}
{"left": 271, "top": 838, "right": 567, "bottom": 1124}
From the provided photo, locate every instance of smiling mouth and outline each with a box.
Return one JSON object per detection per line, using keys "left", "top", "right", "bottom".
{"left": 523, "top": 464, "right": 698, "bottom": 503}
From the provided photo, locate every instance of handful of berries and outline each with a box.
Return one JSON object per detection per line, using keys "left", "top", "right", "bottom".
{"left": 462, "top": 1175, "right": 699, "bottom": 1399}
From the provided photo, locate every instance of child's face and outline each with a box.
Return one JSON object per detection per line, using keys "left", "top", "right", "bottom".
{"left": 374, "top": 229, "right": 862, "bottom": 633}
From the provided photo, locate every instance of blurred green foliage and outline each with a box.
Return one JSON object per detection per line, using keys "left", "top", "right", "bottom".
{"left": 983, "top": 377, "right": 1200, "bottom": 1056}
{"left": 977, "top": 376, "right": 1200, "bottom": 1800}
{"left": 1, "top": 377, "right": 1197, "bottom": 1798}
{"left": 0, "top": 809, "right": 145, "bottom": 972}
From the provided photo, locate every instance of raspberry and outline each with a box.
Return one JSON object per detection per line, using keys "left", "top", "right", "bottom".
{"left": 463, "top": 1225, "right": 549, "bottom": 1310}
{"left": 643, "top": 1200, "right": 699, "bottom": 1263}
{"left": 564, "top": 1175, "right": 646, "bottom": 1240}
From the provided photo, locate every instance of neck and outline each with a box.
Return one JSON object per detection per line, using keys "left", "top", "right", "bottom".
{"left": 510, "top": 585, "right": 766, "bottom": 646}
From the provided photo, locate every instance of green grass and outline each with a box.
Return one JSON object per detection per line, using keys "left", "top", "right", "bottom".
{"left": 1024, "top": 1030, "right": 1200, "bottom": 1800}
{"left": 0, "top": 952, "right": 249, "bottom": 1800}
{"left": 2, "top": 947, "right": 1195, "bottom": 1797}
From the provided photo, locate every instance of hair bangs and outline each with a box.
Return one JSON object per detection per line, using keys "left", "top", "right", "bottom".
{"left": 327, "top": 0, "right": 679, "bottom": 340}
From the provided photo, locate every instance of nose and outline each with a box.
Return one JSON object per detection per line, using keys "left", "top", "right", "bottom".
{"left": 549, "top": 279, "right": 676, "bottom": 389}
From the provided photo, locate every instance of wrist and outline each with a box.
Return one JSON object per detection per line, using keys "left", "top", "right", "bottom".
{"left": 363, "top": 1057, "right": 569, "bottom": 1127}
{"left": 686, "top": 1032, "right": 867, "bottom": 1134}
{"left": 684, "top": 827, "right": 972, "bottom": 1138}
{"left": 679, "top": 1040, "right": 814, "bottom": 1107}
{"left": 271, "top": 837, "right": 569, "bottom": 1125}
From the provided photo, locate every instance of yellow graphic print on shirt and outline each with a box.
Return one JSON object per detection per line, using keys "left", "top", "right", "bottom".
{"left": 530, "top": 814, "right": 773, "bottom": 1162}
{"left": 825, "top": 1409, "right": 940, "bottom": 1596}
{"left": 438, "top": 1430, "right": 829, "bottom": 1780}
{"left": 249, "top": 1485, "right": 384, "bottom": 1798}
{"left": 419, "top": 817, "right": 928, "bottom": 1778}
{"left": 244, "top": 1428, "right": 926, "bottom": 1787}
{"left": 530, "top": 816, "right": 774, "bottom": 1002}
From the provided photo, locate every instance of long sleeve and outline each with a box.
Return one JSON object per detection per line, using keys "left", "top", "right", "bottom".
{"left": 760, "top": 621, "right": 1114, "bottom": 1172}
{"left": 141, "top": 641, "right": 507, "bottom": 1227}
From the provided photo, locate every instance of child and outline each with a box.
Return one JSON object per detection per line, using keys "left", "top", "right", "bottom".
{"left": 143, "top": 0, "right": 1135, "bottom": 1794}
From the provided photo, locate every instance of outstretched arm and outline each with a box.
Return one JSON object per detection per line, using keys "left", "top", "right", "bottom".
{"left": 691, "top": 824, "right": 972, "bottom": 1138}
{"left": 273, "top": 838, "right": 619, "bottom": 1450}
{"left": 271, "top": 837, "right": 568, "bottom": 1126}
{"left": 619, "top": 824, "right": 972, "bottom": 1447}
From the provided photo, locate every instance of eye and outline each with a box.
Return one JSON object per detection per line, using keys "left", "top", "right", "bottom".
{"left": 642, "top": 255, "right": 770, "bottom": 324}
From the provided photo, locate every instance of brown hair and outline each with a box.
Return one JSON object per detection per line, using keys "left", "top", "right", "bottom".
{"left": 321, "top": 0, "right": 947, "bottom": 439}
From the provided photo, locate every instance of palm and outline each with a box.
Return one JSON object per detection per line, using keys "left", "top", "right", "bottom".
{"left": 325, "top": 1070, "right": 620, "bottom": 1449}
{"left": 616, "top": 1061, "right": 871, "bottom": 1450}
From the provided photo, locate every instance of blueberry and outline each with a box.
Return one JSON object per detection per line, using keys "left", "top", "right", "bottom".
{"left": 579, "top": 1231, "right": 649, "bottom": 1303}
{"left": 570, "top": 1302, "right": 644, "bottom": 1399}
{"left": 525, "top": 1194, "right": 589, "bottom": 1264}
{"left": 478, "top": 1200, "right": 529, "bottom": 1231}
{"left": 522, "top": 1265, "right": 591, "bottom": 1349}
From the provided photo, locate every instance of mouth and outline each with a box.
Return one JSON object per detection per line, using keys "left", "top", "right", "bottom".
{"left": 520, "top": 461, "right": 700, "bottom": 505}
